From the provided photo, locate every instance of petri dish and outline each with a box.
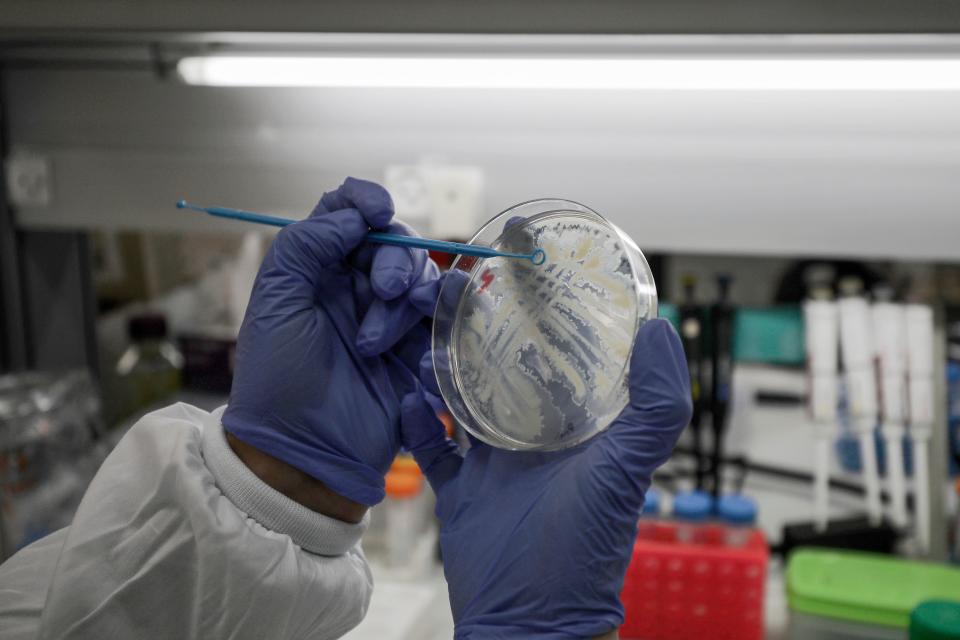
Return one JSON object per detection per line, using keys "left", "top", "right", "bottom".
{"left": 432, "top": 199, "right": 657, "bottom": 451}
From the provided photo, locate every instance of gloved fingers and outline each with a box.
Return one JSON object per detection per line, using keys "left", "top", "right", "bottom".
{"left": 399, "top": 389, "right": 450, "bottom": 451}
{"left": 348, "top": 242, "right": 377, "bottom": 273}
{"left": 593, "top": 318, "right": 691, "bottom": 488}
{"left": 505, "top": 215, "right": 527, "bottom": 229}
{"left": 409, "top": 271, "right": 449, "bottom": 317}
{"left": 350, "top": 267, "right": 376, "bottom": 316}
{"left": 273, "top": 208, "right": 370, "bottom": 274}
{"left": 624, "top": 318, "right": 692, "bottom": 420}
{"left": 417, "top": 268, "right": 473, "bottom": 322}
{"left": 315, "top": 189, "right": 347, "bottom": 216}
{"left": 424, "top": 390, "right": 449, "bottom": 416}
{"left": 383, "top": 354, "right": 421, "bottom": 400}
{"left": 313, "top": 177, "right": 395, "bottom": 230}
{"left": 356, "top": 296, "right": 424, "bottom": 357}
{"left": 392, "top": 321, "right": 432, "bottom": 374}
{"left": 419, "top": 349, "right": 442, "bottom": 396}
{"left": 370, "top": 221, "right": 431, "bottom": 301}
{"left": 338, "top": 177, "right": 395, "bottom": 229}
{"left": 400, "top": 390, "right": 463, "bottom": 493}
{"left": 414, "top": 310, "right": 490, "bottom": 452}
{"left": 358, "top": 224, "right": 440, "bottom": 355}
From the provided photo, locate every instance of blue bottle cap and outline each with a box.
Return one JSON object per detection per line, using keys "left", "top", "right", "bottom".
{"left": 673, "top": 491, "right": 712, "bottom": 522}
{"left": 691, "top": 489, "right": 714, "bottom": 506}
{"left": 717, "top": 494, "right": 757, "bottom": 525}
{"left": 642, "top": 489, "right": 660, "bottom": 516}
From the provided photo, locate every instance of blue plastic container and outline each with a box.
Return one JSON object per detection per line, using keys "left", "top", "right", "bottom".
{"left": 674, "top": 490, "right": 713, "bottom": 544}
{"left": 718, "top": 494, "right": 758, "bottom": 547}
{"left": 642, "top": 488, "right": 661, "bottom": 517}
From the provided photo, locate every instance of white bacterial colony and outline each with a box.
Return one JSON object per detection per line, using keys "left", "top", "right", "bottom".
{"left": 453, "top": 215, "right": 647, "bottom": 447}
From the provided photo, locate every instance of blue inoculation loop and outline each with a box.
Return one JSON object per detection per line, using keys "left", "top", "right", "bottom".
{"left": 176, "top": 200, "right": 547, "bottom": 265}
{"left": 176, "top": 201, "right": 294, "bottom": 228}
{"left": 529, "top": 248, "right": 547, "bottom": 265}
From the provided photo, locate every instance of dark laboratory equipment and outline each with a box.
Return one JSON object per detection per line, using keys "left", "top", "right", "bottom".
{"left": 679, "top": 274, "right": 706, "bottom": 490}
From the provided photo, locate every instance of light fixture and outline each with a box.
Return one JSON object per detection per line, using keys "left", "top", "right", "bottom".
{"left": 177, "top": 55, "right": 960, "bottom": 90}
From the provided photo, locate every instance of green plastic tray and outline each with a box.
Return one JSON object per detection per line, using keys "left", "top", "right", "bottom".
{"left": 787, "top": 549, "right": 960, "bottom": 629}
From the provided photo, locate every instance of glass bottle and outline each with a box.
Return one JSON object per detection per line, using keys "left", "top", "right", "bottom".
{"left": 115, "top": 313, "right": 183, "bottom": 418}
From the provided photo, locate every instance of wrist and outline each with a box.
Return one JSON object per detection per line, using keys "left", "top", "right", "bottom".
{"left": 227, "top": 433, "right": 368, "bottom": 524}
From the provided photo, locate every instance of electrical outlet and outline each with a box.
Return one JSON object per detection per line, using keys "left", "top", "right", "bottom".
{"left": 385, "top": 162, "right": 484, "bottom": 238}
{"left": 5, "top": 153, "right": 52, "bottom": 207}
{"left": 385, "top": 165, "right": 432, "bottom": 224}
{"left": 426, "top": 165, "right": 484, "bottom": 239}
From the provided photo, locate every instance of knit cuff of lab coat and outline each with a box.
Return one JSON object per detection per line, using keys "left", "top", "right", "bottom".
{"left": 202, "top": 411, "right": 369, "bottom": 557}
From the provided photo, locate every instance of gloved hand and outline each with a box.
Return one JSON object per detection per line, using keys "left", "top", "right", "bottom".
{"left": 401, "top": 318, "right": 691, "bottom": 638}
{"left": 223, "top": 177, "right": 440, "bottom": 506}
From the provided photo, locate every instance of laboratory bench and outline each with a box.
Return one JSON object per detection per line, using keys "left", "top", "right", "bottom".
{"left": 5, "top": 384, "right": 932, "bottom": 638}
{"left": 343, "top": 558, "right": 792, "bottom": 639}
{"left": 117, "top": 393, "right": 798, "bottom": 638}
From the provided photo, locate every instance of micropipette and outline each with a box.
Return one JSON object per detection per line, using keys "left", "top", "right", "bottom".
{"left": 804, "top": 295, "right": 839, "bottom": 532}
{"left": 838, "top": 292, "right": 883, "bottom": 526}
{"left": 872, "top": 301, "right": 908, "bottom": 530}
{"left": 906, "top": 304, "right": 935, "bottom": 553}
{"left": 176, "top": 200, "right": 547, "bottom": 265}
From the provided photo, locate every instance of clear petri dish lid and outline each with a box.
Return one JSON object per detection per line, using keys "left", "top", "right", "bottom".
{"left": 432, "top": 199, "right": 657, "bottom": 451}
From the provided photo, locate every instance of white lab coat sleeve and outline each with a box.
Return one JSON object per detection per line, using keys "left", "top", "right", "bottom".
{"left": 0, "top": 403, "right": 374, "bottom": 640}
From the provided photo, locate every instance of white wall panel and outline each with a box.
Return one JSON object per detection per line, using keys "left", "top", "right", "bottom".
{"left": 7, "top": 68, "right": 960, "bottom": 260}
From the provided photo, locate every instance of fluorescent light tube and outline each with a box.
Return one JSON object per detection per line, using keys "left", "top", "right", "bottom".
{"left": 177, "top": 55, "right": 960, "bottom": 90}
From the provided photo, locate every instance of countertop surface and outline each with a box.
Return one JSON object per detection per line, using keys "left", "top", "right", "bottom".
{"left": 344, "top": 558, "right": 792, "bottom": 640}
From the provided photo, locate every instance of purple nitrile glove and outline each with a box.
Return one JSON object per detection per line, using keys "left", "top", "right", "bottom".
{"left": 401, "top": 318, "right": 691, "bottom": 638}
{"left": 223, "top": 177, "right": 440, "bottom": 506}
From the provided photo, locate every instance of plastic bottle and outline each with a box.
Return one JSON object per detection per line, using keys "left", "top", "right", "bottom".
{"left": 909, "top": 600, "right": 960, "bottom": 639}
{"left": 363, "top": 456, "right": 425, "bottom": 563}
{"left": 717, "top": 494, "right": 757, "bottom": 548}
{"left": 384, "top": 469, "right": 424, "bottom": 568}
{"left": 673, "top": 490, "right": 712, "bottom": 544}
{"left": 114, "top": 313, "right": 183, "bottom": 420}
{"left": 637, "top": 489, "right": 661, "bottom": 540}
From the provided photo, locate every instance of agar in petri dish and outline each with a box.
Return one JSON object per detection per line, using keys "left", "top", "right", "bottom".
{"left": 432, "top": 199, "right": 657, "bottom": 451}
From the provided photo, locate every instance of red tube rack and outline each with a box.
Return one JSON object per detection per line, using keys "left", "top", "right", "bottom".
{"left": 620, "top": 521, "right": 769, "bottom": 640}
